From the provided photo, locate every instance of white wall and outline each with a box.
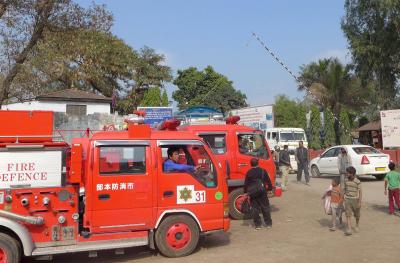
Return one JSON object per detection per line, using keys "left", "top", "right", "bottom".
{"left": 2, "top": 100, "right": 110, "bottom": 114}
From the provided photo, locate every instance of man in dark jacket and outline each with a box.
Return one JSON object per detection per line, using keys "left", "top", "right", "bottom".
{"left": 244, "top": 158, "right": 273, "bottom": 230}
{"left": 295, "top": 141, "right": 310, "bottom": 185}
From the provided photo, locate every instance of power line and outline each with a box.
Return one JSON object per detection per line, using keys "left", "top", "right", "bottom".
{"left": 251, "top": 31, "right": 352, "bottom": 137}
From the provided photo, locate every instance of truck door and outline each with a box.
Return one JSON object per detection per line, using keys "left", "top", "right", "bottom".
{"left": 233, "top": 133, "right": 272, "bottom": 185}
{"left": 156, "top": 140, "right": 223, "bottom": 229}
{"left": 90, "top": 140, "right": 153, "bottom": 233}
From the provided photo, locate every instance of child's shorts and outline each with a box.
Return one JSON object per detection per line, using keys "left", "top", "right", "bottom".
{"left": 331, "top": 203, "right": 343, "bottom": 217}
{"left": 345, "top": 198, "right": 360, "bottom": 218}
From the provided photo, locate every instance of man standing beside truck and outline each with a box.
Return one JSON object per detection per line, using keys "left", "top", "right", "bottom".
{"left": 279, "top": 145, "right": 291, "bottom": 191}
{"left": 295, "top": 141, "right": 310, "bottom": 185}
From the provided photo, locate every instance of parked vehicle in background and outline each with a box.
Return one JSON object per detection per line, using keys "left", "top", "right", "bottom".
{"left": 309, "top": 145, "right": 390, "bottom": 180}
{"left": 265, "top": 128, "right": 308, "bottom": 172}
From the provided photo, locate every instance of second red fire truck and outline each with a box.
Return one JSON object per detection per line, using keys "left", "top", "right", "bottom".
{"left": 178, "top": 116, "right": 279, "bottom": 219}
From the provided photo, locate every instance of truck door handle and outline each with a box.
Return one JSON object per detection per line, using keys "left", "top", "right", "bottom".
{"left": 98, "top": 194, "right": 110, "bottom": 201}
{"left": 238, "top": 163, "right": 248, "bottom": 167}
{"left": 163, "top": 191, "right": 174, "bottom": 198}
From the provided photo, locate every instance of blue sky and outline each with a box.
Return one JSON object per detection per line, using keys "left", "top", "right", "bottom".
{"left": 77, "top": 0, "right": 349, "bottom": 106}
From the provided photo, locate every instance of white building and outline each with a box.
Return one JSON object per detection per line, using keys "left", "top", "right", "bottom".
{"left": 2, "top": 89, "right": 112, "bottom": 115}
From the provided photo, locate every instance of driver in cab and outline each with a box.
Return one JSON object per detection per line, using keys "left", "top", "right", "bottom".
{"left": 164, "top": 147, "right": 201, "bottom": 172}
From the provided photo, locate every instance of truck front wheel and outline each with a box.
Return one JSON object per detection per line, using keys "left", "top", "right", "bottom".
{"left": 155, "top": 215, "right": 200, "bottom": 257}
{"left": 0, "top": 233, "right": 21, "bottom": 263}
{"left": 228, "top": 188, "right": 246, "bottom": 220}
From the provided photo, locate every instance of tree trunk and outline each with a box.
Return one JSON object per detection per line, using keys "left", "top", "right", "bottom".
{"left": 332, "top": 105, "right": 341, "bottom": 145}
{"left": 0, "top": 0, "right": 55, "bottom": 107}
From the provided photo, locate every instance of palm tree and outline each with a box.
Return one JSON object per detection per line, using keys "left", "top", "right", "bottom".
{"left": 298, "top": 58, "right": 369, "bottom": 144}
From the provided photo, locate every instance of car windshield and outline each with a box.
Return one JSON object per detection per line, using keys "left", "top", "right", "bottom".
{"left": 280, "top": 132, "right": 294, "bottom": 141}
{"left": 294, "top": 132, "right": 306, "bottom": 140}
{"left": 280, "top": 132, "right": 306, "bottom": 141}
{"left": 352, "top": 147, "right": 380, "bottom": 154}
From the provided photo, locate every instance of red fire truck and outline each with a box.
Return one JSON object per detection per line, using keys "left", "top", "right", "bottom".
{"left": 0, "top": 111, "right": 229, "bottom": 263}
{"left": 178, "top": 116, "right": 279, "bottom": 220}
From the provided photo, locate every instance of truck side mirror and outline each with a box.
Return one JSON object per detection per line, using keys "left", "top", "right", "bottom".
{"left": 69, "top": 143, "right": 83, "bottom": 184}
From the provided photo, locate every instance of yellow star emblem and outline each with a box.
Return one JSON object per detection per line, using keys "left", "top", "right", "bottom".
{"left": 179, "top": 187, "right": 192, "bottom": 202}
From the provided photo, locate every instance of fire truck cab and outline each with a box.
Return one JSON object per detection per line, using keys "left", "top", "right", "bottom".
{"left": 0, "top": 111, "right": 229, "bottom": 262}
{"left": 178, "top": 116, "right": 278, "bottom": 220}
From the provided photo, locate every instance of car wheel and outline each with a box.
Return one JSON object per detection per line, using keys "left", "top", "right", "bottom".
{"left": 311, "top": 165, "right": 321, "bottom": 178}
{"left": 374, "top": 174, "right": 385, "bottom": 181}
{"left": 155, "top": 214, "right": 200, "bottom": 257}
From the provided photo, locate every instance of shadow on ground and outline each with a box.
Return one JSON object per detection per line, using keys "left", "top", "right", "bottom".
{"left": 23, "top": 232, "right": 231, "bottom": 263}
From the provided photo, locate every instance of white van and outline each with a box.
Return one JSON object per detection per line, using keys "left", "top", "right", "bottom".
{"left": 264, "top": 127, "right": 308, "bottom": 172}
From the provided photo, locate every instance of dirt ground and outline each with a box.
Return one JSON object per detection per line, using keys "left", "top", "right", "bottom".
{"left": 25, "top": 175, "right": 400, "bottom": 263}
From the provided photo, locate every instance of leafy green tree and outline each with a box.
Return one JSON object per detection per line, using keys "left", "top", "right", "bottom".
{"left": 28, "top": 30, "right": 136, "bottom": 98}
{"left": 161, "top": 89, "right": 169, "bottom": 106}
{"left": 309, "top": 106, "right": 322, "bottom": 150}
{"left": 173, "top": 66, "right": 247, "bottom": 115}
{"left": 274, "top": 95, "right": 307, "bottom": 129}
{"left": 140, "top": 87, "right": 164, "bottom": 107}
{"left": 342, "top": 0, "right": 400, "bottom": 110}
{"left": 323, "top": 109, "right": 336, "bottom": 148}
{"left": 339, "top": 109, "right": 352, "bottom": 145}
{"left": 117, "top": 47, "right": 172, "bottom": 114}
{"left": 298, "top": 58, "right": 369, "bottom": 144}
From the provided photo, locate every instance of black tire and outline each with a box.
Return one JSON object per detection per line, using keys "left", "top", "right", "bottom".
{"left": 311, "top": 165, "right": 321, "bottom": 178}
{"left": 374, "top": 174, "right": 385, "bottom": 180}
{"left": 0, "top": 233, "right": 21, "bottom": 263}
{"left": 155, "top": 215, "right": 199, "bottom": 258}
{"left": 228, "top": 188, "right": 245, "bottom": 220}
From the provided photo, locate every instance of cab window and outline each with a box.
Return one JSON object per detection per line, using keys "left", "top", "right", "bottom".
{"left": 99, "top": 146, "right": 146, "bottom": 175}
{"left": 238, "top": 134, "right": 270, "bottom": 159}
{"left": 161, "top": 144, "right": 217, "bottom": 188}
{"left": 199, "top": 134, "right": 226, "bottom": 154}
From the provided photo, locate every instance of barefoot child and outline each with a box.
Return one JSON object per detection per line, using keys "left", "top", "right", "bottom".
{"left": 344, "top": 166, "right": 362, "bottom": 236}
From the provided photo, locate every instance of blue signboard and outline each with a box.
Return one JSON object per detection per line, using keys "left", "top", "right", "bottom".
{"left": 137, "top": 107, "right": 173, "bottom": 127}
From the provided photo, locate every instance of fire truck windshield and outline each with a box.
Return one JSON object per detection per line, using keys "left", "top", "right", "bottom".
{"left": 198, "top": 134, "right": 226, "bottom": 155}
{"left": 238, "top": 133, "right": 269, "bottom": 159}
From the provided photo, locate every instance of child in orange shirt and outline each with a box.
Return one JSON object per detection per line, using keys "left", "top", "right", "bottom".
{"left": 322, "top": 177, "right": 344, "bottom": 231}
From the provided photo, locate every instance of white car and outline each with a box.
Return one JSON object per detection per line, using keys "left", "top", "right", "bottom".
{"left": 309, "top": 145, "right": 390, "bottom": 180}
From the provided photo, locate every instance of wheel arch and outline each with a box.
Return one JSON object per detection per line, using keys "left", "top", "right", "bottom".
{"left": 155, "top": 210, "right": 203, "bottom": 231}
{"left": 0, "top": 217, "right": 34, "bottom": 256}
